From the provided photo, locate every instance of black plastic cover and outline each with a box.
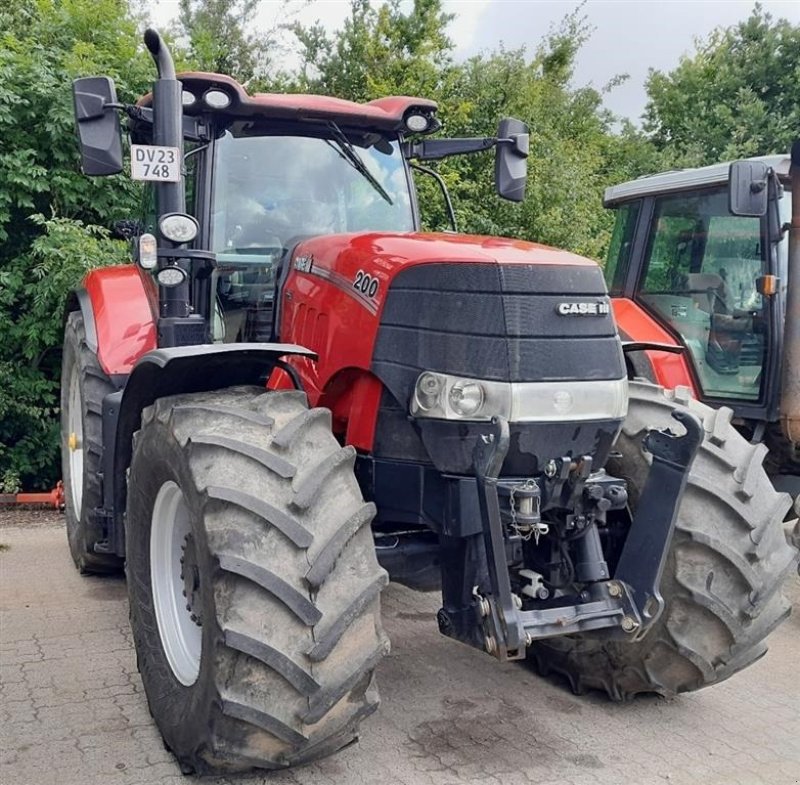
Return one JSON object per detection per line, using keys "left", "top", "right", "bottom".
{"left": 72, "top": 77, "right": 123, "bottom": 176}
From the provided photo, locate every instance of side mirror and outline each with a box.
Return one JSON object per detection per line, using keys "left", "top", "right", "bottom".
{"left": 72, "top": 76, "right": 123, "bottom": 176}
{"left": 728, "top": 160, "right": 769, "bottom": 217}
{"left": 495, "top": 118, "right": 529, "bottom": 202}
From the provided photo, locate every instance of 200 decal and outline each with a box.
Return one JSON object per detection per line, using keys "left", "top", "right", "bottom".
{"left": 353, "top": 270, "right": 379, "bottom": 299}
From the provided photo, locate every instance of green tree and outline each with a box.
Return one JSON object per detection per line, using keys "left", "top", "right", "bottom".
{"left": 645, "top": 4, "right": 800, "bottom": 166}
{"left": 177, "top": 0, "right": 276, "bottom": 83}
{"left": 287, "top": 0, "right": 454, "bottom": 100}
{"left": 0, "top": 0, "right": 149, "bottom": 489}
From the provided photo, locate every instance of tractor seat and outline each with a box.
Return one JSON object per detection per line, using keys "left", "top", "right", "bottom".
{"left": 685, "top": 272, "right": 726, "bottom": 313}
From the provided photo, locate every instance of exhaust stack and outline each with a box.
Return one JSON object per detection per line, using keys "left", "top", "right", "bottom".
{"left": 781, "top": 141, "right": 800, "bottom": 446}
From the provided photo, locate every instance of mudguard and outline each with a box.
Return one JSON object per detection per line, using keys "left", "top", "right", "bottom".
{"left": 103, "top": 344, "right": 316, "bottom": 555}
{"left": 66, "top": 265, "right": 157, "bottom": 377}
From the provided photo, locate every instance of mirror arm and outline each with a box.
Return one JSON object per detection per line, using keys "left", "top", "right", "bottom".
{"left": 403, "top": 137, "right": 497, "bottom": 162}
{"left": 767, "top": 171, "right": 784, "bottom": 244}
{"left": 496, "top": 134, "right": 530, "bottom": 158}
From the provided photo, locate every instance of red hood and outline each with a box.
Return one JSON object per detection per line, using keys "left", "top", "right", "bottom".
{"left": 296, "top": 231, "right": 598, "bottom": 272}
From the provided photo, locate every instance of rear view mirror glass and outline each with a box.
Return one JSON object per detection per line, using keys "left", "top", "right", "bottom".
{"left": 72, "top": 76, "right": 123, "bottom": 176}
{"left": 728, "top": 160, "right": 769, "bottom": 217}
{"left": 495, "top": 118, "right": 529, "bottom": 202}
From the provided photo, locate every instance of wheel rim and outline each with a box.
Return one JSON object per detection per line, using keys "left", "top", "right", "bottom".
{"left": 67, "top": 368, "right": 84, "bottom": 518}
{"left": 151, "top": 481, "right": 202, "bottom": 686}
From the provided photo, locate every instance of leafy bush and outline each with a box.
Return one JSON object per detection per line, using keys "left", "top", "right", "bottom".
{"left": 0, "top": 0, "right": 148, "bottom": 490}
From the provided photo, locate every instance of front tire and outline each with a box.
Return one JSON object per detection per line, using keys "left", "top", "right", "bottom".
{"left": 60, "top": 311, "right": 122, "bottom": 574}
{"left": 126, "top": 387, "right": 388, "bottom": 774}
{"left": 531, "top": 382, "right": 797, "bottom": 699}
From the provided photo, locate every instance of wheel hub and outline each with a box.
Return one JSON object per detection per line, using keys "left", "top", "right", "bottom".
{"left": 150, "top": 481, "right": 202, "bottom": 686}
{"left": 180, "top": 534, "right": 203, "bottom": 627}
{"left": 67, "top": 369, "right": 84, "bottom": 517}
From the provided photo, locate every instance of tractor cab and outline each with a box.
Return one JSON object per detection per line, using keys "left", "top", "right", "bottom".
{"left": 142, "top": 119, "right": 415, "bottom": 342}
{"left": 604, "top": 155, "right": 792, "bottom": 418}
{"left": 78, "top": 65, "right": 528, "bottom": 348}
{"left": 127, "top": 73, "right": 434, "bottom": 346}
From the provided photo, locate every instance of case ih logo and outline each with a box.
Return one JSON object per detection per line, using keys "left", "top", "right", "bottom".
{"left": 556, "top": 301, "right": 610, "bottom": 316}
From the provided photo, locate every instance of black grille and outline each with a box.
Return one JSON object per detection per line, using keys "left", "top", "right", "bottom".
{"left": 370, "top": 262, "right": 626, "bottom": 474}
{"left": 373, "top": 262, "right": 625, "bottom": 404}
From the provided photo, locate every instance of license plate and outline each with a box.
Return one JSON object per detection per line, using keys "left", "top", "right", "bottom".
{"left": 130, "top": 144, "right": 181, "bottom": 182}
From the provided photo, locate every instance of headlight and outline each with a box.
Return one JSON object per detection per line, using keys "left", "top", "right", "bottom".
{"left": 159, "top": 213, "right": 198, "bottom": 244}
{"left": 404, "top": 112, "right": 430, "bottom": 133}
{"left": 204, "top": 89, "right": 231, "bottom": 109}
{"left": 448, "top": 380, "right": 485, "bottom": 417}
{"left": 411, "top": 372, "right": 503, "bottom": 420}
{"left": 156, "top": 266, "right": 187, "bottom": 287}
{"left": 414, "top": 372, "right": 445, "bottom": 411}
{"left": 410, "top": 372, "right": 628, "bottom": 422}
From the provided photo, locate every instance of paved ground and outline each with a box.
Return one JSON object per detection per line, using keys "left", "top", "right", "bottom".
{"left": 1, "top": 513, "right": 798, "bottom": 785}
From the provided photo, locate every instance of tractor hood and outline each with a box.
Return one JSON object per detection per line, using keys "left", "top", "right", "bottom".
{"left": 281, "top": 230, "right": 600, "bottom": 323}
{"left": 291, "top": 231, "right": 597, "bottom": 282}
{"left": 279, "top": 231, "right": 622, "bottom": 429}
{"left": 278, "top": 230, "right": 624, "bottom": 477}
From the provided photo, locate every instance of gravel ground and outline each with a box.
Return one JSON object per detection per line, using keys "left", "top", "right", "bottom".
{"left": 1, "top": 511, "right": 799, "bottom": 785}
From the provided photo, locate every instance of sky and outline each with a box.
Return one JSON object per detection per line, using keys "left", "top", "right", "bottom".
{"left": 147, "top": 0, "right": 800, "bottom": 123}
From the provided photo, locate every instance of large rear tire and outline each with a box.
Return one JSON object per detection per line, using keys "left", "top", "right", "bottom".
{"left": 60, "top": 311, "right": 122, "bottom": 574}
{"left": 531, "top": 382, "right": 797, "bottom": 699}
{"left": 126, "top": 387, "right": 388, "bottom": 774}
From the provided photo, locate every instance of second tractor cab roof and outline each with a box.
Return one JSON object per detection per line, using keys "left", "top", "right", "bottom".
{"left": 137, "top": 72, "right": 440, "bottom": 135}
{"left": 604, "top": 153, "right": 791, "bottom": 207}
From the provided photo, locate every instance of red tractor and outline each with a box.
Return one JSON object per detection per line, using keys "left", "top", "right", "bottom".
{"left": 63, "top": 30, "right": 797, "bottom": 774}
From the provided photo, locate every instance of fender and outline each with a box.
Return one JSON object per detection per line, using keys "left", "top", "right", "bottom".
{"left": 611, "top": 297, "right": 698, "bottom": 394}
{"left": 100, "top": 343, "right": 316, "bottom": 556}
{"left": 76, "top": 265, "right": 158, "bottom": 376}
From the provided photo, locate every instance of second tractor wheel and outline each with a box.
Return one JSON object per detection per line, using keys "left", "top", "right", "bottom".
{"left": 126, "top": 386, "right": 389, "bottom": 774}
{"left": 531, "top": 381, "right": 797, "bottom": 699}
{"left": 60, "top": 311, "right": 122, "bottom": 574}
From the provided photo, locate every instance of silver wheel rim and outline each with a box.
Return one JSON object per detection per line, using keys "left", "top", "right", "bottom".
{"left": 67, "top": 368, "right": 84, "bottom": 518}
{"left": 151, "top": 481, "right": 202, "bottom": 686}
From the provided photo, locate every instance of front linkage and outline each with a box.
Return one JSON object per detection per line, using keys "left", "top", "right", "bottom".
{"left": 438, "top": 411, "right": 703, "bottom": 661}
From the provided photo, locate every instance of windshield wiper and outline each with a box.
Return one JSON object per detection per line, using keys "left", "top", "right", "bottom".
{"left": 326, "top": 121, "right": 393, "bottom": 206}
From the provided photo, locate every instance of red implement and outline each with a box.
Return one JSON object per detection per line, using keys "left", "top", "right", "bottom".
{"left": 0, "top": 481, "right": 65, "bottom": 509}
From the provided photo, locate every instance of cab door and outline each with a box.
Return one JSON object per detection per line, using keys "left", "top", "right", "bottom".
{"left": 632, "top": 186, "right": 779, "bottom": 417}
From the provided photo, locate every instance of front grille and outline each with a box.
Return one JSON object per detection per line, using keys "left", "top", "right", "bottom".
{"left": 373, "top": 262, "right": 624, "bottom": 403}
{"left": 370, "top": 262, "right": 626, "bottom": 474}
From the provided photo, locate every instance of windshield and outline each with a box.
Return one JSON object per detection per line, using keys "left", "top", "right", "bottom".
{"left": 209, "top": 131, "right": 414, "bottom": 342}
{"left": 211, "top": 131, "right": 414, "bottom": 255}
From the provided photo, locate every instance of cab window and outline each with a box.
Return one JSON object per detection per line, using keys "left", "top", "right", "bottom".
{"left": 209, "top": 130, "right": 412, "bottom": 344}
{"left": 604, "top": 201, "right": 640, "bottom": 295}
{"left": 638, "top": 188, "right": 765, "bottom": 401}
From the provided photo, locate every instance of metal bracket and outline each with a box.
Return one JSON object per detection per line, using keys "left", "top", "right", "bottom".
{"left": 473, "top": 417, "right": 525, "bottom": 658}
{"left": 613, "top": 409, "right": 704, "bottom": 636}
{"left": 464, "top": 409, "right": 704, "bottom": 661}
